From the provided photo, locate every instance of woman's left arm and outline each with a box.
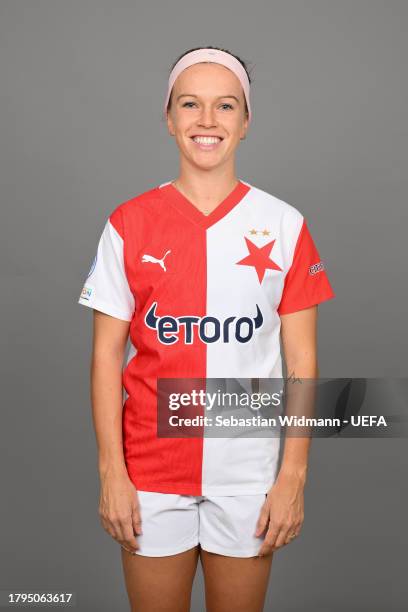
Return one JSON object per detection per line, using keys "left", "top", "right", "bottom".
{"left": 256, "top": 305, "right": 318, "bottom": 556}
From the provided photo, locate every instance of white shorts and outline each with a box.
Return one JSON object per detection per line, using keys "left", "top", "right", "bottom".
{"left": 133, "top": 490, "right": 268, "bottom": 558}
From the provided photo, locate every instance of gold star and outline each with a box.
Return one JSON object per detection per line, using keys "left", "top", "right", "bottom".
{"left": 262, "top": 229, "right": 270, "bottom": 236}
{"left": 249, "top": 229, "right": 258, "bottom": 235}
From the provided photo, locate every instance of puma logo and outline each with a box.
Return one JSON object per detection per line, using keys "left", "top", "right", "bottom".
{"left": 141, "top": 250, "right": 171, "bottom": 272}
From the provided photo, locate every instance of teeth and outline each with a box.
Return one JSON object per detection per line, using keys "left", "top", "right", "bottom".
{"left": 193, "top": 136, "right": 221, "bottom": 144}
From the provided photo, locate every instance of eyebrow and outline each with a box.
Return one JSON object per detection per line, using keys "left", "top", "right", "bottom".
{"left": 177, "top": 94, "right": 240, "bottom": 103}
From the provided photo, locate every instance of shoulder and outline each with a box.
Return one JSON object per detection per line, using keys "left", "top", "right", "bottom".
{"left": 110, "top": 183, "right": 163, "bottom": 220}
{"left": 107, "top": 183, "right": 164, "bottom": 238}
{"left": 248, "top": 182, "right": 304, "bottom": 224}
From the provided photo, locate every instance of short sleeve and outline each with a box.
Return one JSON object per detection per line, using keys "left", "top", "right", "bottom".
{"left": 77, "top": 210, "right": 135, "bottom": 322}
{"left": 277, "top": 218, "right": 335, "bottom": 315}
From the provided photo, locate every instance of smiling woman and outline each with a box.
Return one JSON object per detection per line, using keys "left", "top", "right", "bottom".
{"left": 77, "top": 45, "right": 336, "bottom": 612}
{"left": 162, "top": 47, "right": 252, "bottom": 216}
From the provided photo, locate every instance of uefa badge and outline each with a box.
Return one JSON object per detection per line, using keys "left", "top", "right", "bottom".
{"left": 81, "top": 284, "right": 94, "bottom": 301}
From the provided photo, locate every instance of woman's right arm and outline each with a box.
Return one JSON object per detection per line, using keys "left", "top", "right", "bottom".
{"left": 91, "top": 309, "right": 142, "bottom": 554}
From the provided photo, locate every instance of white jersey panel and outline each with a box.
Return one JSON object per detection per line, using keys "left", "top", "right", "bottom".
{"left": 205, "top": 184, "right": 304, "bottom": 379}
{"left": 201, "top": 185, "right": 303, "bottom": 495}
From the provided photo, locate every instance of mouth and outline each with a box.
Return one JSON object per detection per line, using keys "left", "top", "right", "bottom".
{"left": 190, "top": 135, "right": 224, "bottom": 151}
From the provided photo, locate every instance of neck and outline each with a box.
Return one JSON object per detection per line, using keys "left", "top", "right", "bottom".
{"left": 174, "top": 167, "right": 239, "bottom": 206}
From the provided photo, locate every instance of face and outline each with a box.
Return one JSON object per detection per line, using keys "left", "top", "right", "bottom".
{"left": 166, "top": 62, "right": 249, "bottom": 171}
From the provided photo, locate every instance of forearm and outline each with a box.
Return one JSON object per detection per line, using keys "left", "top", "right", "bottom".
{"left": 277, "top": 356, "right": 318, "bottom": 484}
{"left": 91, "top": 350, "right": 128, "bottom": 479}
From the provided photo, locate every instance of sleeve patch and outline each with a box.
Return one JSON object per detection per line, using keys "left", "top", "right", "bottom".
{"left": 80, "top": 284, "right": 94, "bottom": 301}
{"left": 309, "top": 261, "right": 325, "bottom": 275}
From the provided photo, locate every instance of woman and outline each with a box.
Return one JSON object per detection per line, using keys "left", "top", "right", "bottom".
{"left": 78, "top": 46, "right": 335, "bottom": 612}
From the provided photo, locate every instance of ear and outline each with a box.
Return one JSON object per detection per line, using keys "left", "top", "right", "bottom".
{"left": 240, "top": 114, "right": 249, "bottom": 140}
{"left": 166, "top": 110, "right": 175, "bottom": 137}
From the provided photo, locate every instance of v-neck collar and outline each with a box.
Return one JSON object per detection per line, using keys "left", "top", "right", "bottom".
{"left": 158, "top": 179, "right": 251, "bottom": 229}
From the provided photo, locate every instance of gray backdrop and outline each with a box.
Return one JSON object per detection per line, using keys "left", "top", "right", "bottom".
{"left": 1, "top": 0, "right": 407, "bottom": 610}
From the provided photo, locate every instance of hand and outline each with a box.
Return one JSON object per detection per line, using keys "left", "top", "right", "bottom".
{"left": 98, "top": 468, "right": 142, "bottom": 555}
{"left": 255, "top": 471, "right": 305, "bottom": 556}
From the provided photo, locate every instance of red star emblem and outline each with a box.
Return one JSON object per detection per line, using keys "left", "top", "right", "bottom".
{"left": 236, "top": 237, "right": 282, "bottom": 283}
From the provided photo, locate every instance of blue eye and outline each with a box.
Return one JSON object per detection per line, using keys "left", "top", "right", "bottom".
{"left": 182, "top": 102, "right": 234, "bottom": 110}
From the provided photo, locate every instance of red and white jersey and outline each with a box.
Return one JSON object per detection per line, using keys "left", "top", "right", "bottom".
{"left": 78, "top": 179, "right": 335, "bottom": 495}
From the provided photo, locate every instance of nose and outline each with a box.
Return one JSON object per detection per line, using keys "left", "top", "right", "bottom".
{"left": 198, "top": 104, "right": 217, "bottom": 127}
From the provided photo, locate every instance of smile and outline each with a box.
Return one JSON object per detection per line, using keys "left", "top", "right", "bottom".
{"left": 191, "top": 136, "right": 223, "bottom": 150}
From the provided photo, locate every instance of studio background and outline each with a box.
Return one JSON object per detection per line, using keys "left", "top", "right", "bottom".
{"left": 1, "top": 1, "right": 406, "bottom": 610}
